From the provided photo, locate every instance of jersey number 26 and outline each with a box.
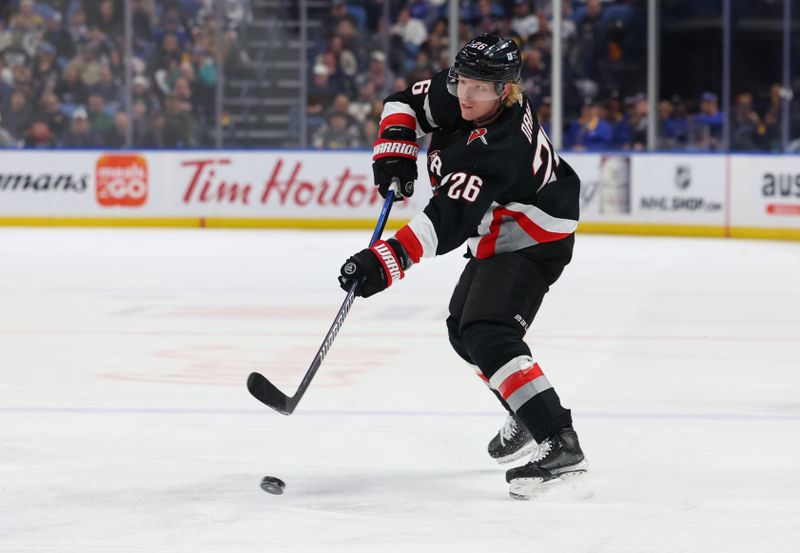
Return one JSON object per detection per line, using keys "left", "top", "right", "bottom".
{"left": 446, "top": 172, "right": 483, "bottom": 202}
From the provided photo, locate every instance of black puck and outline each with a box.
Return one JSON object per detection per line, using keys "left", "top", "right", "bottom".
{"left": 260, "top": 476, "right": 285, "bottom": 495}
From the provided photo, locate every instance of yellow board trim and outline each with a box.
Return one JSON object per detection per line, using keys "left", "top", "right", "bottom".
{"left": 576, "top": 222, "right": 726, "bottom": 238}
{"left": 0, "top": 216, "right": 798, "bottom": 241}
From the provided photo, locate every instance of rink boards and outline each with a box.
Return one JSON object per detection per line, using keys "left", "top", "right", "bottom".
{"left": 0, "top": 150, "right": 797, "bottom": 240}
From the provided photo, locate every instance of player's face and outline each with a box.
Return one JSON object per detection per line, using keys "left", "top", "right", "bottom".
{"left": 456, "top": 77, "right": 507, "bottom": 121}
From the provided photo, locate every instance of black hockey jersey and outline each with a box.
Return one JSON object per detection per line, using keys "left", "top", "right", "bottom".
{"left": 385, "top": 70, "right": 580, "bottom": 280}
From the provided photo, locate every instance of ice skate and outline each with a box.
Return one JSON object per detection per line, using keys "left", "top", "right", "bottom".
{"left": 505, "top": 426, "right": 588, "bottom": 500}
{"left": 488, "top": 413, "right": 538, "bottom": 464}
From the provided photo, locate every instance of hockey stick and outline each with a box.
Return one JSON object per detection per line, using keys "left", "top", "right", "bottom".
{"left": 247, "top": 181, "right": 399, "bottom": 415}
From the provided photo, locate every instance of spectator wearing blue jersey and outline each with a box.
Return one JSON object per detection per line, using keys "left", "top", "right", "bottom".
{"left": 565, "top": 98, "right": 614, "bottom": 151}
{"left": 692, "top": 91, "right": 723, "bottom": 148}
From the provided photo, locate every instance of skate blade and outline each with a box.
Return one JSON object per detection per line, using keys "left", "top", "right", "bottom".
{"left": 493, "top": 441, "right": 539, "bottom": 465}
{"left": 508, "top": 462, "right": 589, "bottom": 501}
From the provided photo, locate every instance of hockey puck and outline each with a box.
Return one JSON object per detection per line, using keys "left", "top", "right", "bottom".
{"left": 260, "top": 476, "right": 285, "bottom": 495}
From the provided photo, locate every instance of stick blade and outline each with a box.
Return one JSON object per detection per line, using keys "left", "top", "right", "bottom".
{"left": 247, "top": 372, "right": 294, "bottom": 415}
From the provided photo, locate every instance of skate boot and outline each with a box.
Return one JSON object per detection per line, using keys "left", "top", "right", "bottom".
{"left": 488, "top": 413, "right": 537, "bottom": 464}
{"left": 505, "top": 426, "right": 588, "bottom": 500}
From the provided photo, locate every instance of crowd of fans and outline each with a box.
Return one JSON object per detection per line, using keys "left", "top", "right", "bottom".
{"left": 0, "top": 0, "right": 247, "bottom": 148}
{"left": 0, "top": 0, "right": 796, "bottom": 151}
{"left": 306, "top": 0, "right": 799, "bottom": 152}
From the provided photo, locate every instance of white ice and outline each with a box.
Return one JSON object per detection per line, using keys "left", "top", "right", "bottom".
{"left": 1, "top": 227, "right": 799, "bottom": 553}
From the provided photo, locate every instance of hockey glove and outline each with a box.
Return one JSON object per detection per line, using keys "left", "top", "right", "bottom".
{"left": 372, "top": 125, "right": 418, "bottom": 201}
{"left": 339, "top": 238, "right": 411, "bottom": 298}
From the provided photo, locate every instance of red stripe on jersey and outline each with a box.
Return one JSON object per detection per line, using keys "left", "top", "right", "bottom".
{"left": 379, "top": 113, "right": 417, "bottom": 135}
{"left": 475, "top": 207, "right": 572, "bottom": 259}
{"left": 394, "top": 225, "right": 423, "bottom": 264}
{"left": 475, "top": 209, "right": 506, "bottom": 258}
{"left": 508, "top": 208, "right": 572, "bottom": 244}
{"left": 476, "top": 372, "right": 490, "bottom": 383}
{"left": 497, "top": 363, "right": 544, "bottom": 400}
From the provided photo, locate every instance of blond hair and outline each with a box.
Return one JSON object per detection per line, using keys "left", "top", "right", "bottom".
{"left": 505, "top": 82, "right": 523, "bottom": 107}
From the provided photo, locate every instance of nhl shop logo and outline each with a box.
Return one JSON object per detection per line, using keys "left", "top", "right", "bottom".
{"left": 675, "top": 165, "right": 691, "bottom": 190}
{"left": 468, "top": 128, "right": 488, "bottom": 145}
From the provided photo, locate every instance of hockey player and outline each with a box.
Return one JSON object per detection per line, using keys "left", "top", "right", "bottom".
{"left": 338, "top": 34, "right": 587, "bottom": 499}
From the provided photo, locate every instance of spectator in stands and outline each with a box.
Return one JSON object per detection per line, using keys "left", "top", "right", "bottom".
{"left": 565, "top": 98, "right": 614, "bottom": 151}
{"left": 0, "top": 112, "right": 17, "bottom": 147}
{"left": 16, "top": 0, "right": 45, "bottom": 32}
{"left": 666, "top": 95, "right": 689, "bottom": 147}
{"left": 131, "top": 99, "right": 150, "bottom": 145}
{"left": 88, "top": 0, "right": 124, "bottom": 39}
{"left": 105, "top": 111, "right": 130, "bottom": 148}
{"left": 43, "top": 12, "right": 74, "bottom": 61}
{"left": 148, "top": 33, "right": 183, "bottom": 85}
{"left": 511, "top": 0, "right": 540, "bottom": 42}
{"left": 311, "top": 108, "right": 363, "bottom": 149}
{"left": 55, "top": 65, "right": 88, "bottom": 106}
{"left": 2, "top": 90, "right": 32, "bottom": 139}
{"left": 31, "top": 43, "right": 60, "bottom": 98}
{"left": 730, "top": 92, "right": 762, "bottom": 151}
{"left": 308, "top": 63, "right": 337, "bottom": 119}
{"left": 24, "top": 120, "right": 56, "bottom": 148}
{"left": 141, "top": 111, "right": 166, "bottom": 148}
{"left": 66, "top": 7, "right": 89, "bottom": 46}
{"left": 628, "top": 94, "right": 649, "bottom": 150}
{"left": 60, "top": 106, "right": 102, "bottom": 147}
{"left": 349, "top": 80, "right": 376, "bottom": 123}
{"left": 360, "top": 117, "right": 378, "bottom": 146}
{"left": 537, "top": 95, "right": 552, "bottom": 136}
{"left": 162, "top": 93, "right": 197, "bottom": 147}
{"left": 328, "top": 0, "right": 360, "bottom": 39}
{"left": 391, "top": 6, "right": 428, "bottom": 50}
{"left": 39, "top": 92, "right": 67, "bottom": 138}
{"left": 88, "top": 64, "right": 122, "bottom": 111}
{"left": 358, "top": 50, "right": 394, "bottom": 98}
{"left": 520, "top": 46, "right": 548, "bottom": 101}
{"left": 87, "top": 93, "right": 113, "bottom": 138}
{"left": 692, "top": 91, "right": 723, "bottom": 149}
{"left": 656, "top": 98, "right": 685, "bottom": 150}
{"left": 67, "top": 41, "right": 103, "bottom": 87}
{"left": 132, "top": 73, "right": 159, "bottom": 115}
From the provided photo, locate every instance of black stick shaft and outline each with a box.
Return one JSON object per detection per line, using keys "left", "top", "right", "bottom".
{"left": 247, "top": 184, "right": 398, "bottom": 414}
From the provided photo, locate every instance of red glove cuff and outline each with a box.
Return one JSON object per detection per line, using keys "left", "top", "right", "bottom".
{"left": 370, "top": 240, "right": 405, "bottom": 287}
{"left": 372, "top": 139, "right": 419, "bottom": 161}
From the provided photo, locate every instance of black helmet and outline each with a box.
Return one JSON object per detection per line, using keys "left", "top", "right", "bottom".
{"left": 452, "top": 34, "right": 521, "bottom": 82}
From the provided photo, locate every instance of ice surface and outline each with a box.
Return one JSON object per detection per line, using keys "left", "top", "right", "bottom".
{"left": 1, "top": 228, "right": 799, "bottom": 552}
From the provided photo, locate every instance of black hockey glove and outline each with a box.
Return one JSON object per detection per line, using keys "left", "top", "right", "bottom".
{"left": 372, "top": 125, "right": 418, "bottom": 201}
{"left": 338, "top": 238, "right": 411, "bottom": 298}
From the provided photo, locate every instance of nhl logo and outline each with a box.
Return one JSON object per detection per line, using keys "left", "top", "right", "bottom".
{"left": 675, "top": 165, "right": 691, "bottom": 190}
{"left": 468, "top": 128, "right": 488, "bottom": 145}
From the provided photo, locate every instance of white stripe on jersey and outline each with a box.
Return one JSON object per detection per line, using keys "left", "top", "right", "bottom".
{"left": 423, "top": 95, "right": 437, "bottom": 131}
{"left": 407, "top": 212, "right": 438, "bottom": 258}
{"left": 465, "top": 201, "right": 578, "bottom": 257}
{"left": 504, "top": 201, "right": 578, "bottom": 234}
{"left": 381, "top": 101, "right": 426, "bottom": 139}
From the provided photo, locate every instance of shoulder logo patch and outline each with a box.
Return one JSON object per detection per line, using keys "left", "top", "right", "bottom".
{"left": 467, "top": 128, "right": 488, "bottom": 146}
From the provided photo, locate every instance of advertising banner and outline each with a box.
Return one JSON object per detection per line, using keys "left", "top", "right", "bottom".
{"left": 730, "top": 155, "right": 800, "bottom": 229}
{"left": 629, "top": 154, "right": 726, "bottom": 225}
{"left": 0, "top": 150, "right": 797, "bottom": 240}
{"left": 0, "top": 150, "right": 430, "bottom": 220}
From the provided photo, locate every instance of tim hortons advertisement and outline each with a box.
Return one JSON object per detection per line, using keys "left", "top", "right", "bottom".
{"left": 157, "top": 151, "right": 429, "bottom": 217}
{"left": 0, "top": 151, "right": 430, "bottom": 219}
{"left": 730, "top": 155, "right": 800, "bottom": 228}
